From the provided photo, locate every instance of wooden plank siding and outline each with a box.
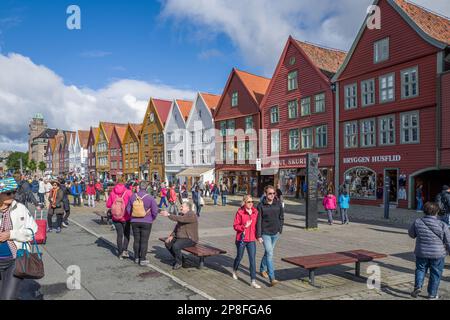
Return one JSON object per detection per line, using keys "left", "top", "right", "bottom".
{"left": 441, "top": 72, "right": 450, "bottom": 167}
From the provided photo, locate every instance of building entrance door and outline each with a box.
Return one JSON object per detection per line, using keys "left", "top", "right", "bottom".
{"left": 385, "top": 169, "right": 398, "bottom": 204}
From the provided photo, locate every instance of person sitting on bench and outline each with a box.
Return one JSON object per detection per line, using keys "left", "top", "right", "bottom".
{"left": 160, "top": 201, "right": 199, "bottom": 270}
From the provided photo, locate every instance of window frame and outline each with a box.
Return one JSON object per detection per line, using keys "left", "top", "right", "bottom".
{"left": 300, "top": 97, "right": 311, "bottom": 116}
{"left": 289, "top": 129, "right": 300, "bottom": 151}
{"left": 288, "top": 100, "right": 299, "bottom": 119}
{"left": 400, "top": 111, "right": 420, "bottom": 144}
{"left": 270, "top": 106, "right": 279, "bottom": 124}
{"left": 344, "top": 83, "right": 358, "bottom": 110}
{"left": 301, "top": 127, "right": 313, "bottom": 150}
{"left": 361, "top": 79, "right": 375, "bottom": 107}
{"left": 360, "top": 118, "right": 377, "bottom": 148}
{"left": 401, "top": 66, "right": 419, "bottom": 100}
{"left": 379, "top": 115, "right": 396, "bottom": 146}
{"left": 344, "top": 121, "right": 358, "bottom": 149}
{"left": 271, "top": 130, "right": 280, "bottom": 154}
{"left": 288, "top": 70, "right": 298, "bottom": 91}
{"left": 379, "top": 73, "right": 395, "bottom": 104}
{"left": 374, "top": 37, "right": 389, "bottom": 64}
{"left": 315, "top": 125, "right": 328, "bottom": 149}
{"left": 231, "top": 92, "right": 239, "bottom": 107}
{"left": 314, "top": 93, "right": 326, "bottom": 113}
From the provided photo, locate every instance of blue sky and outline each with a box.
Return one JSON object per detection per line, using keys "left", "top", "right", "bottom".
{"left": 0, "top": 0, "right": 237, "bottom": 92}
{"left": 0, "top": 0, "right": 448, "bottom": 151}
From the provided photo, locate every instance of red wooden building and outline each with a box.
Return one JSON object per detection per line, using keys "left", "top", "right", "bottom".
{"left": 214, "top": 68, "right": 271, "bottom": 196}
{"left": 109, "top": 125, "right": 127, "bottom": 181}
{"left": 87, "top": 127, "right": 99, "bottom": 181}
{"left": 333, "top": 0, "right": 450, "bottom": 208}
{"left": 261, "top": 37, "right": 347, "bottom": 198}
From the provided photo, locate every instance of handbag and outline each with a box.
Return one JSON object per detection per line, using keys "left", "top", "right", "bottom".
{"left": 14, "top": 229, "right": 45, "bottom": 280}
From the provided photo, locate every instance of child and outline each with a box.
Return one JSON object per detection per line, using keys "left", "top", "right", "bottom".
{"left": 322, "top": 190, "right": 337, "bottom": 225}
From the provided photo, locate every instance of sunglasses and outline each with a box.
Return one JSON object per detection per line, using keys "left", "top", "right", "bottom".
{"left": 246, "top": 200, "right": 254, "bottom": 203}
{"left": 267, "top": 192, "right": 276, "bottom": 195}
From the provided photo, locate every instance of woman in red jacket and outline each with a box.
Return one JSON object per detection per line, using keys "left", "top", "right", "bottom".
{"left": 86, "top": 181, "right": 96, "bottom": 208}
{"left": 232, "top": 195, "right": 261, "bottom": 288}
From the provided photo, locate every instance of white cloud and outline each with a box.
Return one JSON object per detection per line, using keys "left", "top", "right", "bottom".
{"left": 161, "top": 0, "right": 450, "bottom": 75}
{"left": 0, "top": 53, "right": 196, "bottom": 151}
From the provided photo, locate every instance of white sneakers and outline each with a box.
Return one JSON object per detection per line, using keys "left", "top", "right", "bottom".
{"left": 232, "top": 270, "right": 261, "bottom": 288}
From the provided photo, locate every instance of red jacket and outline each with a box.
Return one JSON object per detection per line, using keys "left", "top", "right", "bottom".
{"left": 106, "top": 184, "right": 132, "bottom": 222}
{"left": 233, "top": 206, "right": 258, "bottom": 242}
{"left": 95, "top": 183, "right": 103, "bottom": 191}
{"left": 86, "top": 185, "right": 96, "bottom": 196}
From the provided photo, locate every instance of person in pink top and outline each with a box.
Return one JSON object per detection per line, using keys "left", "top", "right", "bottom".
{"left": 322, "top": 190, "right": 337, "bottom": 225}
{"left": 159, "top": 184, "right": 168, "bottom": 208}
{"left": 106, "top": 182, "right": 132, "bottom": 260}
{"left": 86, "top": 181, "right": 97, "bottom": 208}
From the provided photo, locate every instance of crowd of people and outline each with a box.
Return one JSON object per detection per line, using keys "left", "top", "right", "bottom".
{"left": 0, "top": 169, "right": 450, "bottom": 299}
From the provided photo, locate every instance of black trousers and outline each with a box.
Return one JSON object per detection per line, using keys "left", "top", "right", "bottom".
{"left": 0, "top": 259, "right": 22, "bottom": 300}
{"left": 73, "top": 195, "right": 81, "bottom": 206}
{"left": 47, "top": 209, "right": 63, "bottom": 229}
{"left": 63, "top": 209, "right": 70, "bottom": 224}
{"left": 165, "top": 238, "right": 196, "bottom": 265}
{"left": 113, "top": 221, "right": 131, "bottom": 254}
{"left": 131, "top": 223, "right": 152, "bottom": 261}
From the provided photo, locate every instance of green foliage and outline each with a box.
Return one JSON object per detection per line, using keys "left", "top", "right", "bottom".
{"left": 28, "top": 159, "right": 37, "bottom": 172}
{"left": 38, "top": 161, "right": 47, "bottom": 173}
{"left": 6, "top": 152, "right": 28, "bottom": 173}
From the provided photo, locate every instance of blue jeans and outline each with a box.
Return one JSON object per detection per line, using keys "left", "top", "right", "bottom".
{"left": 222, "top": 195, "right": 227, "bottom": 206}
{"left": 195, "top": 202, "right": 201, "bottom": 217}
{"left": 159, "top": 197, "right": 168, "bottom": 208}
{"left": 233, "top": 241, "right": 256, "bottom": 281}
{"left": 340, "top": 208, "right": 349, "bottom": 224}
{"left": 213, "top": 195, "right": 218, "bottom": 205}
{"left": 415, "top": 257, "right": 445, "bottom": 297}
{"left": 260, "top": 233, "right": 280, "bottom": 281}
{"left": 327, "top": 210, "right": 334, "bottom": 224}
{"left": 416, "top": 197, "right": 423, "bottom": 211}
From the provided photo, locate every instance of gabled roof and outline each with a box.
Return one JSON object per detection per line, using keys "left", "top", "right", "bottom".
{"left": 295, "top": 40, "right": 347, "bottom": 78}
{"left": 99, "top": 122, "right": 127, "bottom": 143}
{"left": 152, "top": 99, "right": 172, "bottom": 126}
{"left": 394, "top": 0, "right": 450, "bottom": 45}
{"left": 63, "top": 131, "right": 76, "bottom": 148}
{"left": 35, "top": 128, "right": 58, "bottom": 140}
{"left": 77, "top": 130, "right": 90, "bottom": 149}
{"left": 114, "top": 126, "right": 128, "bottom": 144}
{"left": 48, "top": 137, "right": 56, "bottom": 153}
{"left": 333, "top": 0, "right": 450, "bottom": 81}
{"left": 129, "top": 123, "right": 142, "bottom": 139}
{"left": 235, "top": 69, "right": 271, "bottom": 105}
{"left": 199, "top": 93, "right": 221, "bottom": 112}
{"left": 89, "top": 127, "right": 99, "bottom": 145}
{"left": 176, "top": 100, "right": 193, "bottom": 121}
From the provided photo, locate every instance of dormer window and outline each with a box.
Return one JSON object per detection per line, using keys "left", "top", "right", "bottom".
{"left": 374, "top": 38, "right": 389, "bottom": 63}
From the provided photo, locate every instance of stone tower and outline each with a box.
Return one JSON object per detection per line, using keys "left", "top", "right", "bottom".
{"left": 28, "top": 113, "right": 47, "bottom": 160}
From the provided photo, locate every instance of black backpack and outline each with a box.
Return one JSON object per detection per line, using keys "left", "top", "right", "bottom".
{"left": 437, "top": 192, "right": 449, "bottom": 215}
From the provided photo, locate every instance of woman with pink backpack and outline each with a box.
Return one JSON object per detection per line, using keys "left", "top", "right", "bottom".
{"left": 106, "top": 180, "right": 133, "bottom": 260}
{"left": 322, "top": 190, "right": 337, "bottom": 225}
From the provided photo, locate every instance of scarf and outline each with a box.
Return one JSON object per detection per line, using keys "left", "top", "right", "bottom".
{"left": 51, "top": 188, "right": 58, "bottom": 208}
{"left": 0, "top": 206, "right": 18, "bottom": 259}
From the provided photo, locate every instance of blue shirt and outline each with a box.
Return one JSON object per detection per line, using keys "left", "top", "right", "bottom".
{"left": 0, "top": 242, "right": 12, "bottom": 258}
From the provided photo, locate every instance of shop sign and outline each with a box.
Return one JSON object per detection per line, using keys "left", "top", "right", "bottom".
{"left": 343, "top": 155, "right": 401, "bottom": 164}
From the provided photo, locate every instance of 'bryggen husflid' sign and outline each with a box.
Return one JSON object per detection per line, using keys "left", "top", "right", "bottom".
{"left": 343, "top": 155, "right": 402, "bottom": 164}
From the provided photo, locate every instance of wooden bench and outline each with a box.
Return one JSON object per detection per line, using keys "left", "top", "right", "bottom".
{"left": 94, "top": 211, "right": 111, "bottom": 224}
{"left": 159, "top": 237, "right": 227, "bottom": 269}
{"left": 282, "top": 250, "right": 387, "bottom": 286}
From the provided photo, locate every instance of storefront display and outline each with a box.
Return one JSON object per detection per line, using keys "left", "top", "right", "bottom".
{"left": 344, "top": 167, "right": 377, "bottom": 200}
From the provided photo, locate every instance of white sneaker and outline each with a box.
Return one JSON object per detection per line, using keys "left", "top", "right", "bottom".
{"left": 232, "top": 271, "right": 238, "bottom": 280}
{"left": 251, "top": 280, "right": 261, "bottom": 289}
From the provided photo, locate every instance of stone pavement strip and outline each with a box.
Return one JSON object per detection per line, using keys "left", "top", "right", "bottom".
{"left": 20, "top": 217, "right": 205, "bottom": 300}
{"left": 28, "top": 197, "right": 450, "bottom": 300}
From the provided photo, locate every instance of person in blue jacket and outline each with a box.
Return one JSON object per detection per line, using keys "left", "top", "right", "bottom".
{"left": 71, "top": 180, "right": 82, "bottom": 207}
{"left": 338, "top": 190, "right": 350, "bottom": 225}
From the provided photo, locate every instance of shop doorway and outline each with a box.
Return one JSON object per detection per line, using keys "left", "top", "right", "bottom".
{"left": 259, "top": 175, "right": 274, "bottom": 197}
{"left": 384, "top": 169, "right": 398, "bottom": 204}
{"left": 413, "top": 169, "right": 450, "bottom": 206}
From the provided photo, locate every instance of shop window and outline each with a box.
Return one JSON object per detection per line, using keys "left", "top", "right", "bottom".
{"left": 344, "top": 167, "right": 377, "bottom": 199}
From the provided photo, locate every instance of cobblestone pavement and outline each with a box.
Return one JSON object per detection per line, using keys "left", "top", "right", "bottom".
{"left": 36, "top": 194, "right": 449, "bottom": 300}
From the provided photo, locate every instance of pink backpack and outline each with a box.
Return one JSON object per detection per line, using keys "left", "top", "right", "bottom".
{"left": 111, "top": 193, "right": 126, "bottom": 220}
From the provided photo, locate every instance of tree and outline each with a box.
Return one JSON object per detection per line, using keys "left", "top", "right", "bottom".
{"left": 6, "top": 152, "right": 28, "bottom": 173}
{"left": 38, "top": 161, "right": 47, "bottom": 175}
{"left": 28, "top": 159, "right": 37, "bottom": 173}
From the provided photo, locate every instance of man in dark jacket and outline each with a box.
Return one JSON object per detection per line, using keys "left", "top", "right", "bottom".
{"left": 409, "top": 202, "right": 450, "bottom": 300}
{"left": 15, "top": 175, "right": 40, "bottom": 209}
{"left": 256, "top": 185, "right": 284, "bottom": 286}
{"left": 60, "top": 180, "right": 72, "bottom": 228}
{"left": 436, "top": 185, "right": 450, "bottom": 224}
